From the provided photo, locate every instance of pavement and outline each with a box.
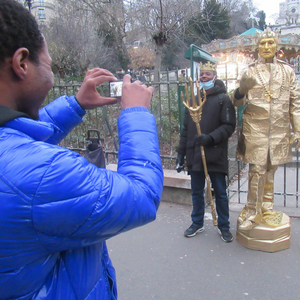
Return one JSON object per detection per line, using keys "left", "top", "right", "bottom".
{"left": 107, "top": 164, "right": 300, "bottom": 300}
{"left": 107, "top": 202, "right": 300, "bottom": 300}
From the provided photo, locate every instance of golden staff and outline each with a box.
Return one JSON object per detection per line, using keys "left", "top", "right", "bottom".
{"left": 181, "top": 77, "right": 218, "bottom": 226}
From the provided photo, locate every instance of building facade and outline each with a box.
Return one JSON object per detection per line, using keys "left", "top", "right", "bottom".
{"left": 17, "top": 0, "right": 55, "bottom": 25}
{"left": 271, "top": 0, "right": 300, "bottom": 34}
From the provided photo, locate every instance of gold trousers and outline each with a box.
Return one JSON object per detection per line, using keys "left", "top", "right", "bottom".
{"left": 246, "top": 158, "right": 278, "bottom": 221}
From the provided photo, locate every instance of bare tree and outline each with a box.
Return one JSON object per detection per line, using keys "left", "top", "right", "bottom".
{"left": 125, "top": 0, "right": 200, "bottom": 82}
{"left": 75, "top": 0, "right": 130, "bottom": 70}
{"left": 268, "top": 13, "right": 279, "bottom": 26}
{"left": 43, "top": 0, "right": 120, "bottom": 75}
{"left": 220, "top": 0, "right": 257, "bottom": 35}
{"left": 23, "top": 0, "right": 32, "bottom": 10}
{"left": 128, "top": 46, "right": 155, "bottom": 71}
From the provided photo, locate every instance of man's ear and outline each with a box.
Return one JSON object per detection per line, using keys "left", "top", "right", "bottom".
{"left": 12, "top": 48, "right": 30, "bottom": 80}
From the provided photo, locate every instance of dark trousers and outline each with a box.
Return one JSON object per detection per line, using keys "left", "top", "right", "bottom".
{"left": 190, "top": 171, "right": 230, "bottom": 231}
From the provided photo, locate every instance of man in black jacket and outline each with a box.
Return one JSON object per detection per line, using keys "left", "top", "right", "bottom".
{"left": 176, "top": 61, "right": 236, "bottom": 242}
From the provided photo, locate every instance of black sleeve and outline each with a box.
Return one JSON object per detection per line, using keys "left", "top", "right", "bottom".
{"left": 234, "top": 88, "right": 245, "bottom": 100}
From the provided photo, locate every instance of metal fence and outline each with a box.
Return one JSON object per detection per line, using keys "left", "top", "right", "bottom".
{"left": 228, "top": 156, "right": 300, "bottom": 209}
{"left": 47, "top": 70, "right": 300, "bottom": 208}
{"left": 46, "top": 70, "right": 198, "bottom": 170}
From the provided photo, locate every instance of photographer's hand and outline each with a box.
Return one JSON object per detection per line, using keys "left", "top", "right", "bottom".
{"left": 76, "top": 68, "right": 119, "bottom": 110}
{"left": 121, "top": 74, "right": 154, "bottom": 109}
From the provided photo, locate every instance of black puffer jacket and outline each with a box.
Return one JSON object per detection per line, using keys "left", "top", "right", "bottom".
{"left": 177, "top": 79, "right": 236, "bottom": 174}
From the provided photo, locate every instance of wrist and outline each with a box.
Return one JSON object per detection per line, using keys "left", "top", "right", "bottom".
{"left": 69, "top": 95, "right": 86, "bottom": 117}
{"left": 204, "top": 135, "right": 213, "bottom": 146}
{"left": 121, "top": 106, "right": 149, "bottom": 115}
{"left": 235, "top": 88, "right": 245, "bottom": 99}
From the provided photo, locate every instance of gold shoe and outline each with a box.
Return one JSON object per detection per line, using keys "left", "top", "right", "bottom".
{"left": 261, "top": 211, "right": 283, "bottom": 227}
{"left": 237, "top": 206, "right": 247, "bottom": 224}
{"left": 238, "top": 218, "right": 259, "bottom": 230}
{"left": 262, "top": 201, "right": 274, "bottom": 213}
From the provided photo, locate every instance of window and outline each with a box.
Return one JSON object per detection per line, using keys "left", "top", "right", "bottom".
{"left": 40, "top": 0, "right": 44, "bottom": 5}
{"left": 133, "top": 41, "right": 143, "bottom": 48}
{"left": 38, "top": 8, "right": 45, "bottom": 19}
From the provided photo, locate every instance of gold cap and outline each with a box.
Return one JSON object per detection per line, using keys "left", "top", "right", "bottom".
{"left": 199, "top": 61, "right": 217, "bottom": 71}
{"left": 257, "top": 28, "right": 278, "bottom": 45}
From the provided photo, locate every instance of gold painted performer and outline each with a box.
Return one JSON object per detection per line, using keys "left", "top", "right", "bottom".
{"left": 231, "top": 28, "right": 300, "bottom": 230}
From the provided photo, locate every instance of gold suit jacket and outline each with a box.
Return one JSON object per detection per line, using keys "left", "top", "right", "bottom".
{"left": 231, "top": 59, "right": 300, "bottom": 165}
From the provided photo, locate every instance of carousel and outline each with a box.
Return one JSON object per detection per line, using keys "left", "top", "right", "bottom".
{"left": 201, "top": 27, "right": 300, "bottom": 91}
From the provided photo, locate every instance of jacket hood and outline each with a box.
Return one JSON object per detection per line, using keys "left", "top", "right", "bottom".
{"left": 0, "top": 104, "right": 29, "bottom": 126}
{"left": 210, "top": 79, "right": 227, "bottom": 95}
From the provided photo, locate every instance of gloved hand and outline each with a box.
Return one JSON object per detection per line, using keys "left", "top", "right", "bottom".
{"left": 176, "top": 154, "right": 184, "bottom": 173}
{"left": 239, "top": 72, "right": 257, "bottom": 95}
{"left": 290, "top": 132, "right": 300, "bottom": 150}
{"left": 195, "top": 134, "right": 213, "bottom": 146}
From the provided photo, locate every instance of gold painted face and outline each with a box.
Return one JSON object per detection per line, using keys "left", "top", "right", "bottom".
{"left": 258, "top": 38, "right": 277, "bottom": 62}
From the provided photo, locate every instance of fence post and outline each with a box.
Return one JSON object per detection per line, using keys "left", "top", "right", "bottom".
{"left": 177, "top": 84, "right": 186, "bottom": 134}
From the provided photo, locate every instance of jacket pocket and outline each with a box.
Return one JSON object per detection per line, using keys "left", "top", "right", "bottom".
{"left": 205, "top": 144, "right": 223, "bottom": 165}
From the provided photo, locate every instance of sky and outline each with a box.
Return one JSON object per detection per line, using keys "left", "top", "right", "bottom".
{"left": 254, "top": 0, "right": 281, "bottom": 24}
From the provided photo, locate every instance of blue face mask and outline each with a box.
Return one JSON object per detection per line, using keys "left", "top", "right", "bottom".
{"left": 200, "top": 76, "right": 216, "bottom": 90}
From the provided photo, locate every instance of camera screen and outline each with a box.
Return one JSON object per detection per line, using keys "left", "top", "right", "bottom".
{"left": 109, "top": 81, "right": 123, "bottom": 98}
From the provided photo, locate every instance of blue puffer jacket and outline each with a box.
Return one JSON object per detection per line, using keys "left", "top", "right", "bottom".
{"left": 0, "top": 95, "right": 163, "bottom": 300}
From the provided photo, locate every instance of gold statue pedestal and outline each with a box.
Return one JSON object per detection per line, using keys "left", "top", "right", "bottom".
{"left": 236, "top": 213, "right": 291, "bottom": 252}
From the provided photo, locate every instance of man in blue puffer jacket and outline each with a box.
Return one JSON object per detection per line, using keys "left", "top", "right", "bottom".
{"left": 0, "top": 1, "right": 163, "bottom": 299}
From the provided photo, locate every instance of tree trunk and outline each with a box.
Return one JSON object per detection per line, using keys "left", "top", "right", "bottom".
{"left": 154, "top": 44, "right": 163, "bottom": 83}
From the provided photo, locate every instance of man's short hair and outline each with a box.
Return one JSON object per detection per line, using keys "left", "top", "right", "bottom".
{"left": 199, "top": 70, "right": 217, "bottom": 77}
{"left": 0, "top": 0, "right": 44, "bottom": 67}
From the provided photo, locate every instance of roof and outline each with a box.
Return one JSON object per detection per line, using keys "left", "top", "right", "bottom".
{"left": 184, "top": 44, "right": 218, "bottom": 63}
{"left": 240, "top": 27, "right": 263, "bottom": 37}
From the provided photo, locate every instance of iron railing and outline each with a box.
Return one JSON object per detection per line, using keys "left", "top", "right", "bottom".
{"left": 46, "top": 70, "right": 300, "bottom": 208}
